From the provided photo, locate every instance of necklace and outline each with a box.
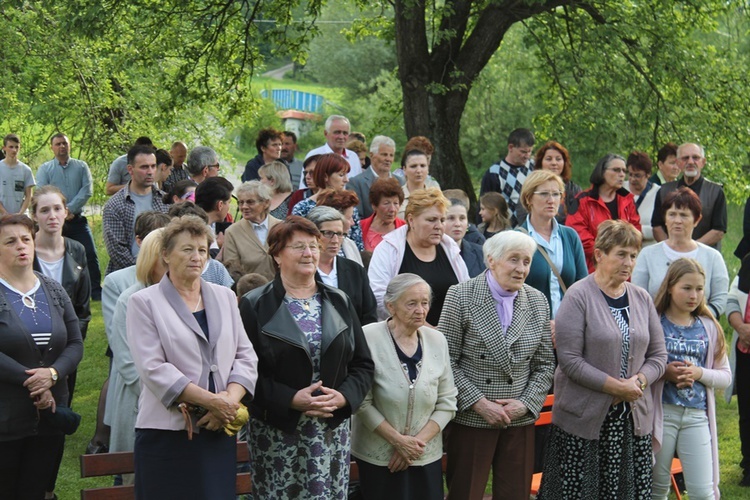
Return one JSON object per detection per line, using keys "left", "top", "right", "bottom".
{"left": 286, "top": 290, "right": 316, "bottom": 310}
{"left": 193, "top": 294, "right": 202, "bottom": 313}
{"left": 0, "top": 276, "right": 40, "bottom": 310}
{"left": 283, "top": 280, "right": 316, "bottom": 311}
{"left": 289, "top": 295, "right": 311, "bottom": 310}
{"left": 386, "top": 318, "right": 419, "bottom": 356}
{"left": 666, "top": 313, "right": 694, "bottom": 327}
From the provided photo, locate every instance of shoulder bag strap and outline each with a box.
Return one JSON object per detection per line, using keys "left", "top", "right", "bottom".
{"left": 516, "top": 226, "right": 567, "bottom": 294}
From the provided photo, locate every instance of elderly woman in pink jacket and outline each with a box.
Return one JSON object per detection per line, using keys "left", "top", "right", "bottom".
{"left": 128, "top": 216, "right": 258, "bottom": 499}
{"left": 368, "top": 187, "right": 469, "bottom": 326}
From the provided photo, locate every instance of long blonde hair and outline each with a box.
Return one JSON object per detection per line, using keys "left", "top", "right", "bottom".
{"left": 653, "top": 258, "right": 726, "bottom": 361}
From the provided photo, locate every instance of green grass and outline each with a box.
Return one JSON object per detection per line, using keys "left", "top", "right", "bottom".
{"left": 54, "top": 206, "right": 748, "bottom": 498}
{"left": 57, "top": 300, "right": 112, "bottom": 498}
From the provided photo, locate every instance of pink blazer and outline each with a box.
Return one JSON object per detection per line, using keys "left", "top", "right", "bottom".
{"left": 127, "top": 275, "right": 258, "bottom": 432}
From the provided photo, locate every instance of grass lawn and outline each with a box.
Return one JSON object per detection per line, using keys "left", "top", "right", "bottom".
{"left": 54, "top": 206, "right": 748, "bottom": 498}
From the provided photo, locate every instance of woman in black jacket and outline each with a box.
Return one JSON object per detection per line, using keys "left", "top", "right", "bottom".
{"left": 307, "top": 205, "right": 378, "bottom": 325}
{"left": 239, "top": 216, "right": 373, "bottom": 499}
{"left": 0, "top": 214, "right": 83, "bottom": 500}
{"left": 31, "top": 185, "right": 91, "bottom": 500}
{"left": 32, "top": 186, "right": 91, "bottom": 378}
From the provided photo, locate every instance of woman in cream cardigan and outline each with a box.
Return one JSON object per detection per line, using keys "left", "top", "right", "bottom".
{"left": 352, "top": 274, "right": 457, "bottom": 499}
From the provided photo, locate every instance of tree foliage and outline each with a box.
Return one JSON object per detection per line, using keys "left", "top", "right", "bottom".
{"left": 524, "top": 1, "right": 750, "bottom": 199}
{"left": 2, "top": 0, "right": 750, "bottom": 206}
{"left": 0, "top": 0, "right": 323, "bottom": 201}
{"left": 302, "top": 3, "right": 397, "bottom": 98}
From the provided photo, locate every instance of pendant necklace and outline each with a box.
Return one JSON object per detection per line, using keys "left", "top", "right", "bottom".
{"left": 0, "top": 276, "right": 39, "bottom": 310}
{"left": 287, "top": 291, "right": 312, "bottom": 310}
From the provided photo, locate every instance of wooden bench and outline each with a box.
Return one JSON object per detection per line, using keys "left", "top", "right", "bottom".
{"left": 79, "top": 441, "right": 252, "bottom": 500}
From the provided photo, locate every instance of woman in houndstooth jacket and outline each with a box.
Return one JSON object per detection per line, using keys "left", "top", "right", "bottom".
{"left": 438, "top": 230, "right": 556, "bottom": 500}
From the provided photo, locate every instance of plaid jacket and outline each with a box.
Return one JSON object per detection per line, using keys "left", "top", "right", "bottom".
{"left": 438, "top": 273, "right": 555, "bottom": 428}
{"left": 103, "top": 183, "right": 167, "bottom": 275}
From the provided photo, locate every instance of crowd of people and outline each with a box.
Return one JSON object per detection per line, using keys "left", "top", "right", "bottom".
{"left": 0, "top": 119, "right": 745, "bottom": 499}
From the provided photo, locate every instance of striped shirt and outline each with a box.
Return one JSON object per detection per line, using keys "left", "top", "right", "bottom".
{"left": 0, "top": 279, "right": 53, "bottom": 348}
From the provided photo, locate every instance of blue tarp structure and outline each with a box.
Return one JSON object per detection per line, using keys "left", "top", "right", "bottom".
{"left": 260, "top": 89, "right": 324, "bottom": 113}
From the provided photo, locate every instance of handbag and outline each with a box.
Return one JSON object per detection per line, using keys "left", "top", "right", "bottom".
{"left": 40, "top": 405, "right": 82, "bottom": 435}
{"left": 516, "top": 227, "right": 567, "bottom": 293}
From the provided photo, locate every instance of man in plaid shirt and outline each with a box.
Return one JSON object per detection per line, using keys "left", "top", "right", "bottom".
{"left": 103, "top": 145, "right": 168, "bottom": 275}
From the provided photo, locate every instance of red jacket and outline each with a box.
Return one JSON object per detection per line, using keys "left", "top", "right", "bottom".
{"left": 565, "top": 187, "right": 641, "bottom": 273}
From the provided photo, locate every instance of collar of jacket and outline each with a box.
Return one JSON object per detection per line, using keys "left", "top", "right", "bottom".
{"left": 581, "top": 186, "right": 632, "bottom": 201}
{"left": 266, "top": 273, "right": 349, "bottom": 355}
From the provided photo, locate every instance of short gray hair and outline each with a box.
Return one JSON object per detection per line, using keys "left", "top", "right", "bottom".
{"left": 186, "top": 146, "right": 218, "bottom": 176}
{"left": 384, "top": 273, "right": 432, "bottom": 308}
{"left": 306, "top": 206, "right": 345, "bottom": 228}
{"left": 258, "top": 161, "right": 293, "bottom": 193}
{"left": 677, "top": 142, "right": 705, "bottom": 159}
{"left": 325, "top": 115, "right": 350, "bottom": 132}
{"left": 483, "top": 231, "right": 537, "bottom": 266}
{"left": 369, "top": 135, "right": 396, "bottom": 155}
{"left": 235, "top": 180, "right": 272, "bottom": 202}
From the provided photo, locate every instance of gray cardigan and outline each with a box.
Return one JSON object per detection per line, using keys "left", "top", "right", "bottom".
{"left": 553, "top": 274, "right": 667, "bottom": 440}
{"left": 0, "top": 274, "right": 83, "bottom": 440}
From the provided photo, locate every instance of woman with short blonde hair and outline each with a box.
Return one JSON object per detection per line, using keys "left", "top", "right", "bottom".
{"left": 537, "top": 219, "right": 666, "bottom": 499}
{"left": 369, "top": 187, "right": 469, "bottom": 325}
{"left": 517, "top": 170, "right": 587, "bottom": 321}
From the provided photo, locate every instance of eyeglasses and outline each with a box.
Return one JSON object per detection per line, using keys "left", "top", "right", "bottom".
{"left": 533, "top": 191, "right": 563, "bottom": 200}
{"left": 238, "top": 199, "right": 260, "bottom": 206}
{"left": 628, "top": 172, "right": 647, "bottom": 180}
{"left": 320, "top": 230, "right": 345, "bottom": 240}
{"left": 679, "top": 155, "right": 703, "bottom": 162}
{"left": 206, "top": 163, "right": 220, "bottom": 170}
{"left": 607, "top": 168, "right": 627, "bottom": 174}
{"left": 286, "top": 243, "right": 321, "bottom": 253}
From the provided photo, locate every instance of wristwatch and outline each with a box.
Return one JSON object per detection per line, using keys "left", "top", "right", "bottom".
{"left": 49, "top": 367, "right": 59, "bottom": 385}
{"left": 637, "top": 375, "right": 647, "bottom": 391}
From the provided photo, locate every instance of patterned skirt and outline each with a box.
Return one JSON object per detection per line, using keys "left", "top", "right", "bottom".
{"left": 537, "top": 404, "right": 653, "bottom": 500}
{"left": 247, "top": 415, "right": 351, "bottom": 499}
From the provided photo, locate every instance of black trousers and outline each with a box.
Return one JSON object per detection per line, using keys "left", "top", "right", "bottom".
{"left": 63, "top": 214, "right": 102, "bottom": 297}
{"left": 737, "top": 344, "right": 750, "bottom": 470}
{"left": 0, "top": 433, "right": 65, "bottom": 500}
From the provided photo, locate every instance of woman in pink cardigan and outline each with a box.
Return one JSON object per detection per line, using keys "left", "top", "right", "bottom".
{"left": 537, "top": 220, "right": 666, "bottom": 499}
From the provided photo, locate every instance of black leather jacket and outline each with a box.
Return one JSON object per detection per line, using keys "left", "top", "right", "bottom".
{"left": 33, "top": 237, "right": 91, "bottom": 338}
{"left": 239, "top": 273, "right": 374, "bottom": 433}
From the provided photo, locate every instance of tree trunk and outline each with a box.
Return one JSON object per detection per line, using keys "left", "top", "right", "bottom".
{"left": 394, "top": 0, "right": 575, "bottom": 208}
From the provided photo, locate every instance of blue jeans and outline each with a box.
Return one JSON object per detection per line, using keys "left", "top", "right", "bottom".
{"left": 64, "top": 214, "right": 102, "bottom": 297}
{"left": 652, "top": 404, "right": 714, "bottom": 500}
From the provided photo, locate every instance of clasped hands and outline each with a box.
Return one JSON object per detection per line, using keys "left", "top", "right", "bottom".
{"left": 291, "top": 380, "right": 347, "bottom": 419}
{"left": 664, "top": 360, "right": 702, "bottom": 389}
{"left": 472, "top": 397, "right": 528, "bottom": 429}
{"left": 24, "top": 368, "right": 56, "bottom": 412}
{"left": 388, "top": 435, "right": 426, "bottom": 473}
{"left": 197, "top": 391, "right": 240, "bottom": 432}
